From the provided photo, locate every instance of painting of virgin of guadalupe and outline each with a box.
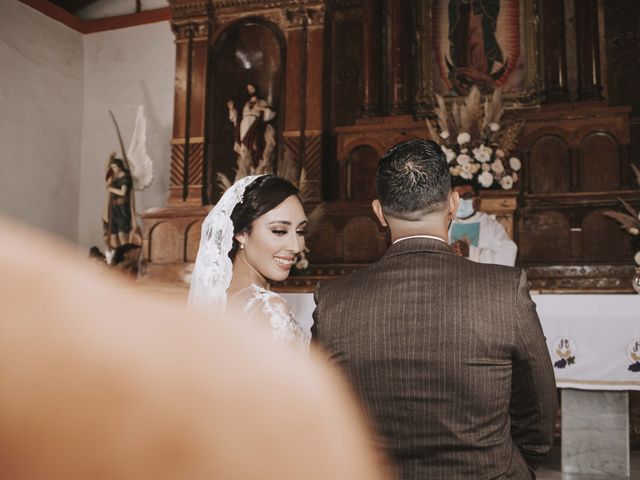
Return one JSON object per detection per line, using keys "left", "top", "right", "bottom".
{"left": 432, "top": 0, "right": 523, "bottom": 96}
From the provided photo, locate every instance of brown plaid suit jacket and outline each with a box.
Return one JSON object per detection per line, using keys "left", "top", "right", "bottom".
{"left": 313, "top": 237, "right": 558, "bottom": 479}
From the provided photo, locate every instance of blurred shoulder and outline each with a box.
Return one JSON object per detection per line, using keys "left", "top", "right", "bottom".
{"left": 229, "top": 285, "right": 293, "bottom": 317}
{"left": 253, "top": 286, "right": 293, "bottom": 312}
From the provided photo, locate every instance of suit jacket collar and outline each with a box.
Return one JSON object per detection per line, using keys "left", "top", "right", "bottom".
{"left": 383, "top": 236, "right": 455, "bottom": 259}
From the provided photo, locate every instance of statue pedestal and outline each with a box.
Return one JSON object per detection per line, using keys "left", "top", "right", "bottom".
{"left": 138, "top": 205, "right": 208, "bottom": 286}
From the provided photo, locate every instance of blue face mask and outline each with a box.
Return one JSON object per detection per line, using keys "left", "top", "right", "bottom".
{"left": 456, "top": 198, "right": 475, "bottom": 219}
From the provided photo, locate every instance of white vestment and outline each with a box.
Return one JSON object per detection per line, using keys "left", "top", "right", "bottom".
{"left": 449, "top": 211, "right": 517, "bottom": 266}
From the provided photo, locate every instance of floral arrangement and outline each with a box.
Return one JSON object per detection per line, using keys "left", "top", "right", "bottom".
{"left": 603, "top": 164, "right": 640, "bottom": 270}
{"left": 427, "top": 86, "right": 524, "bottom": 190}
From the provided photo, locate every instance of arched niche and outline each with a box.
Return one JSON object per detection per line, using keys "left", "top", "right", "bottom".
{"left": 343, "top": 216, "right": 385, "bottom": 263}
{"left": 579, "top": 132, "right": 620, "bottom": 192}
{"left": 581, "top": 209, "right": 632, "bottom": 261}
{"left": 529, "top": 135, "right": 571, "bottom": 194}
{"left": 149, "top": 222, "right": 181, "bottom": 264}
{"left": 306, "top": 220, "right": 337, "bottom": 263}
{"left": 519, "top": 210, "right": 571, "bottom": 261}
{"left": 207, "top": 19, "right": 286, "bottom": 202}
{"left": 184, "top": 220, "right": 203, "bottom": 263}
{"left": 347, "top": 145, "right": 379, "bottom": 201}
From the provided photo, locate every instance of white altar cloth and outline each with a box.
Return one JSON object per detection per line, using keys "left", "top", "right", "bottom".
{"left": 533, "top": 294, "right": 640, "bottom": 391}
{"left": 282, "top": 293, "right": 640, "bottom": 391}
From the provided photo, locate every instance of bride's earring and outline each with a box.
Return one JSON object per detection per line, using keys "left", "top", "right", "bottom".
{"left": 240, "top": 242, "right": 245, "bottom": 250}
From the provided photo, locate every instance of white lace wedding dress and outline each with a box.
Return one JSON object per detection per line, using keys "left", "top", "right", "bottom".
{"left": 228, "top": 284, "right": 310, "bottom": 352}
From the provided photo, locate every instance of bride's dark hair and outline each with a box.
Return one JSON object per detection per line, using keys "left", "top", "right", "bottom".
{"left": 229, "top": 175, "right": 299, "bottom": 260}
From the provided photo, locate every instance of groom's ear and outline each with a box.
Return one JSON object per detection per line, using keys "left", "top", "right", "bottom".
{"left": 449, "top": 191, "right": 460, "bottom": 220}
{"left": 371, "top": 199, "right": 388, "bottom": 227}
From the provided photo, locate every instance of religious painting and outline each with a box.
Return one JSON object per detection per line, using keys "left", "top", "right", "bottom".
{"left": 431, "top": 0, "right": 539, "bottom": 103}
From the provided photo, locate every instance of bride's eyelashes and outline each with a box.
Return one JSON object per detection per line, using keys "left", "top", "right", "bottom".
{"left": 270, "top": 228, "right": 306, "bottom": 237}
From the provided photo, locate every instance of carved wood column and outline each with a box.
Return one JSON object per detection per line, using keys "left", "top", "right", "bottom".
{"left": 169, "top": 2, "right": 213, "bottom": 205}
{"left": 541, "top": 0, "right": 569, "bottom": 103}
{"left": 361, "top": 0, "right": 382, "bottom": 116}
{"left": 282, "top": 5, "right": 326, "bottom": 203}
{"left": 574, "top": 0, "right": 604, "bottom": 101}
{"left": 413, "top": 0, "right": 432, "bottom": 118}
{"left": 522, "top": 150, "right": 532, "bottom": 194}
{"left": 386, "top": 0, "right": 412, "bottom": 115}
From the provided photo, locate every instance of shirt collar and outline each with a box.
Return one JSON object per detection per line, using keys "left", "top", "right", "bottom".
{"left": 393, "top": 234, "right": 447, "bottom": 245}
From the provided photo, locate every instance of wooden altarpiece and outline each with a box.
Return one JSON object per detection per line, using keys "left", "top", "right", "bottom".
{"left": 141, "top": 0, "right": 638, "bottom": 295}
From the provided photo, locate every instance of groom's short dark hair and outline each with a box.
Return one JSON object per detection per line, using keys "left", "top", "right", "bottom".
{"left": 376, "top": 139, "right": 451, "bottom": 220}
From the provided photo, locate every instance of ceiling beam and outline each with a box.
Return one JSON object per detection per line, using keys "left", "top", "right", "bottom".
{"left": 19, "top": 0, "right": 170, "bottom": 33}
{"left": 48, "top": 0, "right": 101, "bottom": 14}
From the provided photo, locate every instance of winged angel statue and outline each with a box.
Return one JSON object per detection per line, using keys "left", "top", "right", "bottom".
{"left": 102, "top": 106, "right": 153, "bottom": 264}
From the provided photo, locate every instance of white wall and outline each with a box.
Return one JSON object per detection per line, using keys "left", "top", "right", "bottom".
{"left": 77, "top": 0, "right": 169, "bottom": 20}
{"left": 0, "top": 1, "right": 175, "bottom": 247}
{"left": 0, "top": 0, "right": 84, "bottom": 242}
{"left": 77, "top": 21, "right": 175, "bottom": 248}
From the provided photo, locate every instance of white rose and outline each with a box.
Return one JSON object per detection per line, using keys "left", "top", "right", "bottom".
{"left": 457, "top": 132, "right": 471, "bottom": 145}
{"left": 460, "top": 164, "right": 473, "bottom": 179}
{"left": 461, "top": 148, "right": 469, "bottom": 153}
{"left": 473, "top": 144, "right": 493, "bottom": 163}
{"left": 509, "top": 156, "right": 522, "bottom": 171}
{"left": 495, "top": 149, "right": 505, "bottom": 158}
{"left": 476, "top": 152, "right": 490, "bottom": 163}
{"left": 630, "top": 227, "right": 640, "bottom": 236}
{"left": 440, "top": 130, "right": 450, "bottom": 139}
{"left": 471, "top": 163, "right": 481, "bottom": 173}
{"left": 491, "top": 159, "right": 505, "bottom": 174}
{"left": 478, "top": 171, "right": 494, "bottom": 188}
{"left": 442, "top": 146, "right": 456, "bottom": 162}
{"left": 295, "top": 257, "right": 309, "bottom": 270}
{"left": 489, "top": 122, "right": 500, "bottom": 132}
{"left": 635, "top": 251, "right": 640, "bottom": 265}
{"left": 482, "top": 163, "right": 491, "bottom": 172}
{"left": 442, "top": 147, "right": 454, "bottom": 162}
{"left": 500, "top": 175, "right": 514, "bottom": 190}
{"left": 456, "top": 153, "right": 471, "bottom": 165}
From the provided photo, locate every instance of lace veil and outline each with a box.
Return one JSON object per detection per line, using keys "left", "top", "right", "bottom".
{"left": 188, "top": 175, "right": 263, "bottom": 309}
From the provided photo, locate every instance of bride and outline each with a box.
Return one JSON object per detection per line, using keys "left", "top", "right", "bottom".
{"left": 189, "top": 175, "right": 310, "bottom": 351}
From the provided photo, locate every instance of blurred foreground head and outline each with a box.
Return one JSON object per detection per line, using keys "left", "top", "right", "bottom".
{"left": 0, "top": 216, "right": 388, "bottom": 480}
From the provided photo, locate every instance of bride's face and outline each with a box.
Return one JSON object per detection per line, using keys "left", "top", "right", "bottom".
{"left": 237, "top": 195, "right": 307, "bottom": 282}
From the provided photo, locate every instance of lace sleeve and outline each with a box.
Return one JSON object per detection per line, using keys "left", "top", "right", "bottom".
{"left": 244, "top": 288, "right": 310, "bottom": 352}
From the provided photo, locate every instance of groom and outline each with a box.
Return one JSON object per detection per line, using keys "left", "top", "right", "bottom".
{"left": 313, "top": 139, "right": 557, "bottom": 479}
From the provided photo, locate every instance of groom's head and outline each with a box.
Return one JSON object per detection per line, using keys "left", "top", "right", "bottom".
{"left": 372, "top": 139, "right": 458, "bottom": 237}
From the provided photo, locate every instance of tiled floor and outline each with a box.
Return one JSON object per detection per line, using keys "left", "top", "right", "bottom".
{"left": 537, "top": 446, "right": 640, "bottom": 479}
